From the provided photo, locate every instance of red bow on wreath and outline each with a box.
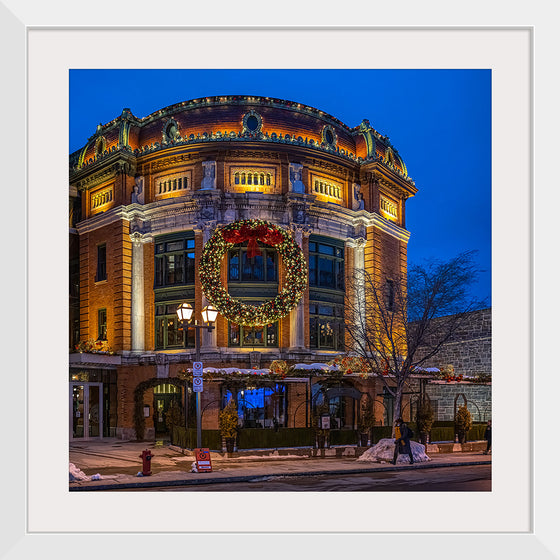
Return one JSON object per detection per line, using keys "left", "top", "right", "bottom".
{"left": 222, "top": 224, "right": 284, "bottom": 258}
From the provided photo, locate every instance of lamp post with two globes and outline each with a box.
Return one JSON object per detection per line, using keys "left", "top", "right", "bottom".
{"left": 176, "top": 302, "right": 219, "bottom": 449}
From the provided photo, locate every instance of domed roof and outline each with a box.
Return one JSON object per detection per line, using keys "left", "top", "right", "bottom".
{"left": 71, "top": 95, "right": 413, "bottom": 185}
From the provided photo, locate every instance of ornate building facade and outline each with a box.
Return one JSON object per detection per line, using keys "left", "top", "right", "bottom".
{"left": 69, "top": 96, "right": 417, "bottom": 441}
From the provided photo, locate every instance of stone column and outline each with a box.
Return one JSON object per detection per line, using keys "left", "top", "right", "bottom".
{"left": 200, "top": 222, "right": 218, "bottom": 351}
{"left": 348, "top": 237, "right": 367, "bottom": 346}
{"left": 130, "top": 232, "right": 149, "bottom": 353}
{"left": 289, "top": 225, "right": 307, "bottom": 349}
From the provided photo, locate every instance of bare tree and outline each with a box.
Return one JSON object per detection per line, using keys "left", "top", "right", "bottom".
{"left": 345, "top": 250, "right": 486, "bottom": 423}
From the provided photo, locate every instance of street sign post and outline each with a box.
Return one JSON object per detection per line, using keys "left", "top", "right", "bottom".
{"left": 193, "top": 361, "right": 203, "bottom": 449}
{"left": 193, "top": 376, "right": 203, "bottom": 392}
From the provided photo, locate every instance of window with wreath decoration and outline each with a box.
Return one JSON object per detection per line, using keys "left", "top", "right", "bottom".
{"left": 199, "top": 219, "right": 307, "bottom": 327}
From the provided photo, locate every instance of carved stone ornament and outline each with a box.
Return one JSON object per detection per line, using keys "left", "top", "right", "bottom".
{"left": 201, "top": 161, "right": 216, "bottom": 190}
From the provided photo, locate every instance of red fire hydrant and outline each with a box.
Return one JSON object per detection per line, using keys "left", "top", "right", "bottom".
{"left": 139, "top": 449, "right": 154, "bottom": 476}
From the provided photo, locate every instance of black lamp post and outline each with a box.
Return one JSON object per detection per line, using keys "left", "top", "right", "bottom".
{"left": 176, "top": 302, "right": 218, "bottom": 448}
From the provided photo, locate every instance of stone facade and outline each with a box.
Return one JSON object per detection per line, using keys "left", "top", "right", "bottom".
{"left": 424, "top": 382, "right": 491, "bottom": 422}
{"left": 69, "top": 96, "right": 418, "bottom": 440}
{"left": 414, "top": 308, "right": 492, "bottom": 377}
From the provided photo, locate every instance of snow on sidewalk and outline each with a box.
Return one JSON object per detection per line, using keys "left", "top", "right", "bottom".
{"left": 357, "top": 438, "right": 431, "bottom": 463}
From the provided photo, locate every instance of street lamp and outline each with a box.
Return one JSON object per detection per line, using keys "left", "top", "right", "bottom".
{"left": 176, "top": 302, "right": 218, "bottom": 449}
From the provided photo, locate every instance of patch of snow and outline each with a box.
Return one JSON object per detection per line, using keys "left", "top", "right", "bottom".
{"left": 69, "top": 463, "right": 89, "bottom": 482}
{"left": 293, "top": 363, "right": 339, "bottom": 371}
{"left": 136, "top": 472, "right": 144, "bottom": 477}
{"left": 191, "top": 462, "right": 199, "bottom": 473}
{"left": 90, "top": 473, "right": 102, "bottom": 481}
{"left": 357, "top": 438, "right": 431, "bottom": 463}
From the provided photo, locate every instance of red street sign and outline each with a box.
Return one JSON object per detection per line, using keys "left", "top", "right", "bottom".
{"left": 194, "top": 448, "right": 212, "bottom": 472}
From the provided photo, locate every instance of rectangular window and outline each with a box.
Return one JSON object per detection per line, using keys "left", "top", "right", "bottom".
{"left": 386, "top": 279, "right": 395, "bottom": 311}
{"left": 229, "top": 322, "right": 278, "bottom": 347}
{"left": 229, "top": 248, "right": 277, "bottom": 283}
{"left": 308, "top": 237, "right": 344, "bottom": 291}
{"left": 154, "top": 303, "right": 194, "bottom": 350}
{"left": 229, "top": 251, "right": 240, "bottom": 281}
{"left": 97, "top": 308, "right": 107, "bottom": 340}
{"left": 309, "top": 303, "right": 344, "bottom": 350}
{"left": 154, "top": 234, "right": 195, "bottom": 287}
{"left": 96, "top": 244, "right": 107, "bottom": 282}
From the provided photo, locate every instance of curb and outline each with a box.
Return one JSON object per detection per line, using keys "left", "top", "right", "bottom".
{"left": 69, "top": 459, "right": 492, "bottom": 492}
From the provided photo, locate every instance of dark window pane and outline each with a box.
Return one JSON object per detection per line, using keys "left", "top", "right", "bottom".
{"left": 243, "top": 328, "right": 254, "bottom": 346}
{"left": 229, "top": 323, "right": 240, "bottom": 346}
{"left": 229, "top": 252, "right": 239, "bottom": 281}
{"left": 96, "top": 244, "right": 107, "bottom": 281}
{"left": 318, "top": 257, "right": 334, "bottom": 287}
{"left": 155, "top": 257, "right": 163, "bottom": 286}
{"left": 156, "top": 318, "right": 164, "bottom": 348}
{"left": 166, "top": 241, "right": 183, "bottom": 252}
{"left": 310, "top": 317, "right": 318, "bottom": 348}
{"left": 319, "top": 244, "right": 335, "bottom": 255}
{"left": 253, "top": 326, "right": 264, "bottom": 345}
{"left": 186, "top": 252, "right": 195, "bottom": 283}
{"left": 309, "top": 255, "right": 317, "bottom": 285}
{"left": 266, "top": 323, "right": 277, "bottom": 346}
{"left": 166, "top": 254, "right": 184, "bottom": 284}
{"left": 266, "top": 252, "right": 277, "bottom": 281}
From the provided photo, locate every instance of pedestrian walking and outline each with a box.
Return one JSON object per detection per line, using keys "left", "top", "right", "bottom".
{"left": 392, "top": 417, "right": 414, "bottom": 464}
{"left": 483, "top": 420, "right": 492, "bottom": 454}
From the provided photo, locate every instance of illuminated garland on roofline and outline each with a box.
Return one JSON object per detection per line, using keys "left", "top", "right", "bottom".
{"left": 199, "top": 219, "right": 307, "bottom": 326}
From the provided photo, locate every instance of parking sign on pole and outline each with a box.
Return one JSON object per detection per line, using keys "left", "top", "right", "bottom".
{"left": 193, "top": 377, "right": 203, "bottom": 392}
{"left": 193, "top": 362, "right": 203, "bottom": 376}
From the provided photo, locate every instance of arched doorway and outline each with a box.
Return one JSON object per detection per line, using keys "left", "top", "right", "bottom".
{"left": 133, "top": 377, "right": 185, "bottom": 441}
{"left": 153, "top": 383, "right": 182, "bottom": 436}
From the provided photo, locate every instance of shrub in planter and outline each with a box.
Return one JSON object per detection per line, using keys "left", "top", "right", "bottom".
{"left": 312, "top": 401, "right": 331, "bottom": 448}
{"left": 455, "top": 405, "right": 473, "bottom": 443}
{"left": 219, "top": 399, "right": 239, "bottom": 451}
{"left": 358, "top": 400, "right": 375, "bottom": 446}
{"left": 416, "top": 396, "right": 434, "bottom": 445}
{"left": 165, "top": 400, "right": 184, "bottom": 433}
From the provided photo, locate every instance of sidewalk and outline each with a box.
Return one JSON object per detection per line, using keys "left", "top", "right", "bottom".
{"left": 69, "top": 439, "right": 492, "bottom": 491}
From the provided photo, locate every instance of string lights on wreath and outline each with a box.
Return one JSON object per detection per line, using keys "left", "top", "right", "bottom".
{"left": 199, "top": 219, "right": 307, "bottom": 326}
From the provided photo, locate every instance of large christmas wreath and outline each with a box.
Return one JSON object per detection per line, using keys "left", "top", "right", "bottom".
{"left": 199, "top": 219, "right": 307, "bottom": 326}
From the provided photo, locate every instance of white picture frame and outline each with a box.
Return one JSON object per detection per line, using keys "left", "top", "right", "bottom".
{"left": 3, "top": 1, "right": 554, "bottom": 557}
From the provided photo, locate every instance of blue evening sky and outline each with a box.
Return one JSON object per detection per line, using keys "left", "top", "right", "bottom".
{"left": 70, "top": 69, "right": 491, "bottom": 305}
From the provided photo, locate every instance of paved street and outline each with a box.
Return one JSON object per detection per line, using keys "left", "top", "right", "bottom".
{"left": 70, "top": 439, "right": 491, "bottom": 492}
{"left": 118, "top": 464, "right": 491, "bottom": 492}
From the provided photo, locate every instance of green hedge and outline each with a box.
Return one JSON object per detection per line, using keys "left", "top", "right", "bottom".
{"left": 237, "top": 428, "right": 315, "bottom": 449}
{"left": 172, "top": 427, "right": 222, "bottom": 450}
{"left": 329, "top": 430, "right": 359, "bottom": 446}
{"left": 172, "top": 423, "right": 488, "bottom": 450}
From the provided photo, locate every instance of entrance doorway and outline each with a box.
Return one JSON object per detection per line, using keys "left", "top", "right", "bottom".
{"left": 153, "top": 383, "right": 181, "bottom": 436}
{"left": 70, "top": 383, "right": 103, "bottom": 439}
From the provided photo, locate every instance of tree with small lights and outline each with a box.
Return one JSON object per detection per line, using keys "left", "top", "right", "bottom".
{"left": 345, "top": 251, "right": 486, "bottom": 425}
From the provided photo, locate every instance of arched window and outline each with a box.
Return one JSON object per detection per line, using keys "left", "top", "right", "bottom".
{"left": 235, "top": 172, "right": 240, "bottom": 185}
